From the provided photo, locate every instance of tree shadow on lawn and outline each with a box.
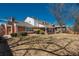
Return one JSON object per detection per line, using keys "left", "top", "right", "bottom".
{"left": 0, "top": 37, "right": 13, "bottom": 56}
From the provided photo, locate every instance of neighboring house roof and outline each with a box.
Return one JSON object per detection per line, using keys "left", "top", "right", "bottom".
{"left": 6, "top": 18, "right": 33, "bottom": 27}
{"left": 55, "top": 25, "right": 66, "bottom": 28}
{"left": 16, "top": 22, "right": 33, "bottom": 27}
{"left": 37, "top": 20, "right": 53, "bottom": 28}
{"left": 24, "top": 17, "right": 53, "bottom": 28}
{"left": 44, "top": 24, "right": 53, "bottom": 28}
{"left": 31, "top": 17, "right": 54, "bottom": 28}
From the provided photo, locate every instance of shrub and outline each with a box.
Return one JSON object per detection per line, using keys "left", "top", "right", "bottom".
{"left": 20, "top": 32, "right": 27, "bottom": 36}
{"left": 11, "top": 32, "right": 27, "bottom": 37}
{"left": 36, "top": 29, "right": 40, "bottom": 34}
{"left": 36, "top": 29, "right": 45, "bottom": 34}
{"left": 10, "top": 33, "right": 17, "bottom": 37}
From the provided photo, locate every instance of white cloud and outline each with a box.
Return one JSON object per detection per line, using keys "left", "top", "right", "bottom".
{"left": 0, "top": 22, "right": 5, "bottom": 25}
{"left": 0, "top": 19, "right": 8, "bottom": 21}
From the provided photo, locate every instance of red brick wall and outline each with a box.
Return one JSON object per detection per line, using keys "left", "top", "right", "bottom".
{"left": 17, "top": 26, "right": 25, "bottom": 32}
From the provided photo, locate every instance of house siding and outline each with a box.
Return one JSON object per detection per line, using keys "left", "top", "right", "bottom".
{"left": 1, "top": 17, "right": 67, "bottom": 35}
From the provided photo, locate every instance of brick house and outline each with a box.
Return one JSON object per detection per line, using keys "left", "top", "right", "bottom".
{"left": 1, "top": 17, "right": 66, "bottom": 35}
{"left": 25, "top": 17, "right": 55, "bottom": 34}
{"left": 54, "top": 25, "right": 66, "bottom": 33}
{"left": 25, "top": 17, "right": 67, "bottom": 34}
{"left": 2, "top": 17, "right": 34, "bottom": 35}
{"left": 1, "top": 17, "right": 55, "bottom": 35}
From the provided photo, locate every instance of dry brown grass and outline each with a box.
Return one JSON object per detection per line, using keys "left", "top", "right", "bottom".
{"left": 8, "top": 33, "right": 79, "bottom": 56}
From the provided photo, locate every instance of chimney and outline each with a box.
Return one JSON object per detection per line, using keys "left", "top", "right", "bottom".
{"left": 8, "top": 17, "right": 16, "bottom": 25}
{"left": 11, "top": 17, "right": 15, "bottom": 23}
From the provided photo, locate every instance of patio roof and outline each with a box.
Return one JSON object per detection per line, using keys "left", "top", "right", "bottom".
{"left": 16, "top": 22, "right": 33, "bottom": 27}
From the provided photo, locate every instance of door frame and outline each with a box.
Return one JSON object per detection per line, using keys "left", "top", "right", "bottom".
{"left": 7, "top": 25, "right": 12, "bottom": 35}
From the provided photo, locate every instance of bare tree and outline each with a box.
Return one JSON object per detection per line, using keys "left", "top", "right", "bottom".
{"left": 49, "top": 3, "right": 79, "bottom": 33}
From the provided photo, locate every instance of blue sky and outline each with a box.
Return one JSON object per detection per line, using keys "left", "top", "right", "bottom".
{"left": 0, "top": 3, "right": 77, "bottom": 26}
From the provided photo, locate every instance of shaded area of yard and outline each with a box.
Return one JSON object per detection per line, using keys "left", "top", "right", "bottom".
{"left": 0, "top": 37, "right": 13, "bottom": 56}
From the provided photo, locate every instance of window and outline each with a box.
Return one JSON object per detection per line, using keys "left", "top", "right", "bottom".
{"left": 25, "top": 27, "right": 32, "bottom": 31}
{"left": 18, "top": 26, "right": 25, "bottom": 32}
{"left": 47, "top": 28, "right": 52, "bottom": 32}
